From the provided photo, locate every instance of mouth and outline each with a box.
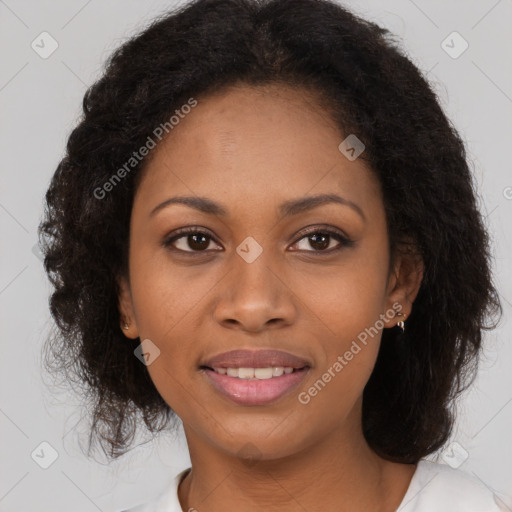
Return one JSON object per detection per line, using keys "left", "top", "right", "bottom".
{"left": 199, "top": 363, "right": 310, "bottom": 406}
{"left": 199, "top": 349, "right": 312, "bottom": 406}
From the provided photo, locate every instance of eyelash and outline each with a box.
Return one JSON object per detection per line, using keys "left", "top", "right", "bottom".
{"left": 162, "top": 225, "right": 353, "bottom": 256}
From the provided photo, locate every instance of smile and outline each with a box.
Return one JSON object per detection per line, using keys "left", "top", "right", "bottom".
{"left": 201, "top": 365, "right": 310, "bottom": 406}
{"left": 211, "top": 366, "right": 299, "bottom": 379}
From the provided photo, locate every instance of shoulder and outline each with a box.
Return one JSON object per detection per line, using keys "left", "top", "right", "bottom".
{"left": 121, "top": 467, "right": 190, "bottom": 512}
{"left": 397, "top": 459, "right": 509, "bottom": 512}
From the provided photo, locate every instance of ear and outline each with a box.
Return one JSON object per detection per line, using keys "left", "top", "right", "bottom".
{"left": 117, "top": 275, "right": 139, "bottom": 339}
{"left": 384, "top": 241, "right": 424, "bottom": 327}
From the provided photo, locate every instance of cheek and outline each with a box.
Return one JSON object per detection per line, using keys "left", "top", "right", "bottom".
{"left": 296, "top": 309, "right": 382, "bottom": 423}
{"left": 289, "top": 254, "right": 387, "bottom": 394}
{"left": 126, "top": 252, "right": 199, "bottom": 405}
{"left": 129, "top": 244, "right": 218, "bottom": 337}
{"left": 290, "top": 257, "right": 388, "bottom": 341}
{"left": 140, "top": 319, "right": 201, "bottom": 420}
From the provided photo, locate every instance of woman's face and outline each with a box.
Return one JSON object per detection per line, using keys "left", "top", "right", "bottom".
{"left": 119, "top": 83, "right": 421, "bottom": 461}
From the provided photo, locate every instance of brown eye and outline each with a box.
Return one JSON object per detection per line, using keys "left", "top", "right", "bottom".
{"left": 304, "top": 232, "right": 331, "bottom": 251}
{"left": 290, "top": 227, "right": 353, "bottom": 254}
{"left": 177, "top": 232, "right": 211, "bottom": 251}
{"left": 162, "top": 228, "right": 222, "bottom": 253}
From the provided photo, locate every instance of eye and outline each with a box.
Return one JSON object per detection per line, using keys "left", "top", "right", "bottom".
{"left": 290, "top": 226, "right": 353, "bottom": 254}
{"left": 162, "top": 227, "right": 222, "bottom": 254}
{"left": 162, "top": 225, "right": 354, "bottom": 255}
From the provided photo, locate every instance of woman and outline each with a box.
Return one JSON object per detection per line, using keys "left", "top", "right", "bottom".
{"left": 39, "top": 0, "right": 507, "bottom": 510}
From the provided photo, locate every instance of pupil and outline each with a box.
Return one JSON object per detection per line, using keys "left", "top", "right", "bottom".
{"left": 310, "top": 233, "right": 329, "bottom": 250}
{"left": 189, "top": 234, "right": 209, "bottom": 250}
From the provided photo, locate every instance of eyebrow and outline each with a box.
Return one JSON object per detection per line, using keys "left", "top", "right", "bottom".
{"left": 149, "top": 193, "right": 366, "bottom": 222}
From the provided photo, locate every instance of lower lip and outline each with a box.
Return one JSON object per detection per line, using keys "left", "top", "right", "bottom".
{"left": 202, "top": 367, "right": 310, "bottom": 406}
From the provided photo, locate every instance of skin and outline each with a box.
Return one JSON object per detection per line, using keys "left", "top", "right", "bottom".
{"left": 118, "top": 83, "right": 424, "bottom": 512}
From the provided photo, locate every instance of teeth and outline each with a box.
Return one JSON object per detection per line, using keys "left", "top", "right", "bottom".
{"left": 254, "top": 368, "right": 273, "bottom": 379}
{"left": 272, "top": 366, "right": 284, "bottom": 377}
{"left": 227, "top": 368, "right": 239, "bottom": 377}
{"left": 213, "top": 366, "right": 298, "bottom": 379}
{"left": 239, "top": 367, "right": 254, "bottom": 379}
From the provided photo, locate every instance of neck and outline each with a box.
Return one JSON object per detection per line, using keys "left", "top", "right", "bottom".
{"left": 177, "top": 402, "right": 416, "bottom": 512}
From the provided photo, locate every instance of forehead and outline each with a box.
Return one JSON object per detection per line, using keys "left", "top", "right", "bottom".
{"left": 134, "top": 83, "right": 383, "bottom": 221}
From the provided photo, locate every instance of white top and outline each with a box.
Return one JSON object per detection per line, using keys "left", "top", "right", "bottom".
{"left": 122, "top": 459, "right": 509, "bottom": 511}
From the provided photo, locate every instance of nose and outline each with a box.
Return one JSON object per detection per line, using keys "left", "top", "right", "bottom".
{"left": 212, "top": 250, "right": 297, "bottom": 333}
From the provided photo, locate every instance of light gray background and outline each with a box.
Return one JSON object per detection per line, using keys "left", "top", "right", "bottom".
{"left": 1, "top": 0, "right": 511, "bottom": 510}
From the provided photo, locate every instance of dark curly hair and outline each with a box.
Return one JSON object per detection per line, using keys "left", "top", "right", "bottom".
{"left": 39, "top": 0, "right": 503, "bottom": 462}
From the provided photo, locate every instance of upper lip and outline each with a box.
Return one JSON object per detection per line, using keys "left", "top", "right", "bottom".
{"left": 201, "top": 349, "right": 311, "bottom": 369}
